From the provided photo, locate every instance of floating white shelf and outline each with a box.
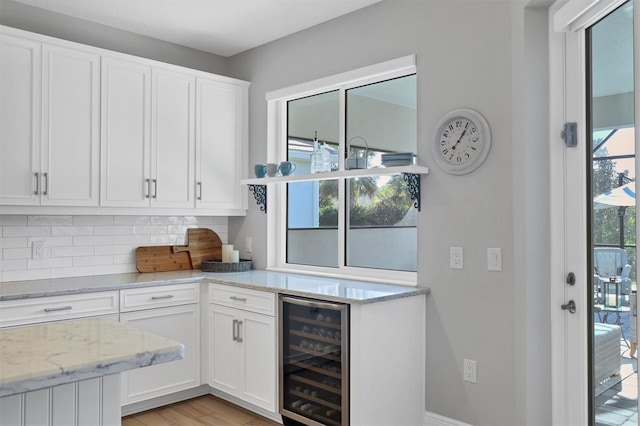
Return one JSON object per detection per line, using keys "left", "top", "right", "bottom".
{"left": 242, "top": 165, "right": 428, "bottom": 214}
{"left": 241, "top": 165, "right": 429, "bottom": 185}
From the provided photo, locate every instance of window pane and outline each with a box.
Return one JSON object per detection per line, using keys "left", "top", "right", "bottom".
{"left": 345, "top": 75, "right": 417, "bottom": 272}
{"left": 346, "top": 175, "right": 417, "bottom": 271}
{"left": 287, "top": 91, "right": 339, "bottom": 268}
{"left": 346, "top": 74, "right": 417, "bottom": 168}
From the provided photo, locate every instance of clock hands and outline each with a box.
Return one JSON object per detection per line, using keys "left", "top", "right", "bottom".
{"left": 450, "top": 122, "right": 469, "bottom": 151}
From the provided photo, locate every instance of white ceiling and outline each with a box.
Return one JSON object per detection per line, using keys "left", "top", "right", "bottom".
{"left": 11, "top": 0, "right": 383, "bottom": 57}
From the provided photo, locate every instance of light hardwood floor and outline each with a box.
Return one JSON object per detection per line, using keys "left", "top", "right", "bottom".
{"left": 122, "top": 395, "right": 282, "bottom": 426}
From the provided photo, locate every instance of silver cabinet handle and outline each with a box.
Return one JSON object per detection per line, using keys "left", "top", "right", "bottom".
{"left": 34, "top": 172, "right": 40, "bottom": 195}
{"left": 197, "top": 182, "right": 202, "bottom": 200}
{"left": 232, "top": 319, "right": 238, "bottom": 341}
{"left": 145, "top": 178, "right": 151, "bottom": 198}
{"left": 42, "top": 172, "right": 48, "bottom": 195}
{"left": 236, "top": 320, "right": 243, "bottom": 343}
{"left": 151, "top": 294, "right": 174, "bottom": 300}
{"left": 230, "top": 296, "right": 247, "bottom": 302}
{"left": 152, "top": 179, "right": 157, "bottom": 199}
{"left": 44, "top": 305, "right": 72, "bottom": 313}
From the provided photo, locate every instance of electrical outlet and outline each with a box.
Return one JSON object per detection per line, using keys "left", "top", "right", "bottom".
{"left": 245, "top": 237, "right": 252, "bottom": 253}
{"left": 450, "top": 247, "right": 463, "bottom": 269}
{"left": 463, "top": 359, "right": 477, "bottom": 383}
{"left": 32, "top": 241, "right": 45, "bottom": 260}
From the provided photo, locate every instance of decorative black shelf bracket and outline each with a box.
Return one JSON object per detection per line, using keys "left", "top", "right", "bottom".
{"left": 402, "top": 173, "right": 421, "bottom": 211}
{"left": 248, "top": 184, "right": 267, "bottom": 213}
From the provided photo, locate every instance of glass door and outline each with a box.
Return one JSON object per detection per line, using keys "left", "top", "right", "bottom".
{"left": 589, "top": 1, "right": 636, "bottom": 424}
{"left": 279, "top": 296, "right": 349, "bottom": 426}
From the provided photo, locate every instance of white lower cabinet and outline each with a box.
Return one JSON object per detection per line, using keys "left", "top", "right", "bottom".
{"left": 209, "top": 284, "right": 277, "bottom": 413}
{"left": 119, "top": 283, "right": 200, "bottom": 405}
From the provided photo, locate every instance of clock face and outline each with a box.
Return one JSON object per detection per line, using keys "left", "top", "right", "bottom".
{"left": 432, "top": 109, "right": 491, "bottom": 175}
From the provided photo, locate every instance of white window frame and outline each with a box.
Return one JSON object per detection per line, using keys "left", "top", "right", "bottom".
{"left": 264, "top": 55, "right": 418, "bottom": 286}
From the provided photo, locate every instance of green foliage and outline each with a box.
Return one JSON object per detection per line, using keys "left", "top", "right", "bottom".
{"left": 592, "top": 145, "right": 636, "bottom": 280}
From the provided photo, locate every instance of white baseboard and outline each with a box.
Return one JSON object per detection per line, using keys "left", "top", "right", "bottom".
{"left": 424, "top": 410, "right": 473, "bottom": 426}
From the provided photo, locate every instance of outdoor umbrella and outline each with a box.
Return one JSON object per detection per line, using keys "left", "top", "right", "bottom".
{"left": 594, "top": 182, "right": 636, "bottom": 209}
{"left": 593, "top": 181, "right": 636, "bottom": 248}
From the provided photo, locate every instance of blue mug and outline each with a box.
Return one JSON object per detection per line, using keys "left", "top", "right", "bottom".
{"left": 254, "top": 164, "right": 267, "bottom": 178}
{"left": 280, "top": 161, "right": 296, "bottom": 176}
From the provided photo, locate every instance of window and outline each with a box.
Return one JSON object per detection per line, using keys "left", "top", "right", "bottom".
{"left": 266, "top": 56, "right": 418, "bottom": 284}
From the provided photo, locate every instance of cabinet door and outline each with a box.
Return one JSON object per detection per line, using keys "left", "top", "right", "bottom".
{"left": 209, "top": 304, "right": 241, "bottom": 395}
{"left": 195, "top": 78, "right": 246, "bottom": 210}
{"left": 0, "top": 34, "right": 41, "bottom": 205}
{"left": 120, "top": 304, "right": 200, "bottom": 405}
{"left": 151, "top": 68, "right": 195, "bottom": 208}
{"left": 42, "top": 45, "right": 100, "bottom": 206}
{"left": 241, "top": 310, "right": 277, "bottom": 412}
{"left": 101, "top": 57, "right": 151, "bottom": 207}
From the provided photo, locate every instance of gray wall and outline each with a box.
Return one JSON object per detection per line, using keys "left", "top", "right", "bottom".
{"left": 0, "top": 0, "right": 553, "bottom": 424}
{"left": 227, "top": 1, "right": 551, "bottom": 425}
{"left": 0, "top": 0, "right": 228, "bottom": 75}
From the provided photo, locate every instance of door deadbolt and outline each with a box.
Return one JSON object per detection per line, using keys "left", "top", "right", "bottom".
{"left": 561, "top": 300, "right": 576, "bottom": 314}
{"left": 566, "top": 272, "right": 576, "bottom": 285}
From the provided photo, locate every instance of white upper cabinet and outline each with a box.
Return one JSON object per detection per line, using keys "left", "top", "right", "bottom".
{"left": 151, "top": 68, "right": 195, "bottom": 208}
{"left": 100, "top": 57, "right": 152, "bottom": 207}
{"left": 0, "top": 34, "right": 40, "bottom": 205}
{"left": 196, "top": 78, "right": 248, "bottom": 211}
{"left": 41, "top": 45, "right": 100, "bottom": 206}
{"left": 0, "top": 26, "right": 249, "bottom": 214}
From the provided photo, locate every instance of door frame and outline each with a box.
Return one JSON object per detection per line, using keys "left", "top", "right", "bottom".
{"left": 549, "top": 0, "right": 638, "bottom": 424}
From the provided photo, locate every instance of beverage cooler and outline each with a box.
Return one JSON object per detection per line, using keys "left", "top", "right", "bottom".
{"left": 279, "top": 296, "right": 349, "bottom": 426}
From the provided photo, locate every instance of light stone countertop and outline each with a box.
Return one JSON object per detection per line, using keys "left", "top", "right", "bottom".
{"left": 0, "top": 317, "right": 184, "bottom": 397}
{"left": 0, "top": 270, "right": 429, "bottom": 304}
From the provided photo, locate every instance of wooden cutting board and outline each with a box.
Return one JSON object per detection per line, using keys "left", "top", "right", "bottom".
{"left": 172, "top": 228, "right": 223, "bottom": 269}
{"left": 135, "top": 246, "right": 192, "bottom": 273}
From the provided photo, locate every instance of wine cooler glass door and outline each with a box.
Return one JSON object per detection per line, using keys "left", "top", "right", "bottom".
{"left": 279, "top": 296, "right": 349, "bottom": 426}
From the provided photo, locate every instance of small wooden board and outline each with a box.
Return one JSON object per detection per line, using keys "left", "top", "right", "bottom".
{"left": 173, "top": 228, "right": 223, "bottom": 269}
{"left": 135, "top": 246, "right": 192, "bottom": 273}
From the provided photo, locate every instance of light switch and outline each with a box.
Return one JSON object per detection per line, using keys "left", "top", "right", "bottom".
{"left": 487, "top": 248, "right": 502, "bottom": 271}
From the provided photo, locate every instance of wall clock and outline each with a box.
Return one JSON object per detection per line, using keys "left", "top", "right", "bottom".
{"left": 432, "top": 108, "right": 491, "bottom": 175}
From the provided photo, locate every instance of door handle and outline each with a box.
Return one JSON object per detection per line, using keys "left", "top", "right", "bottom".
{"left": 561, "top": 300, "right": 576, "bottom": 314}
{"left": 42, "top": 172, "right": 48, "bottom": 195}
{"left": 34, "top": 172, "right": 40, "bottom": 195}
{"left": 197, "top": 182, "right": 202, "bottom": 200}
{"left": 236, "top": 320, "right": 243, "bottom": 343}
{"left": 232, "top": 319, "right": 238, "bottom": 341}
{"left": 152, "top": 179, "right": 157, "bottom": 199}
{"left": 145, "top": 178, "right": 151, "bottom": 198}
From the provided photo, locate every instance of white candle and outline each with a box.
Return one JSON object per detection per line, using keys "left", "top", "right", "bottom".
{"left": 221, "top": 244, "right": 234, "bottom": 263}
{"left": 231, "top": 250, "right": 240, "bottom": 263}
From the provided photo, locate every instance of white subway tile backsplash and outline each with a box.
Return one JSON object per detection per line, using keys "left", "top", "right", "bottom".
{"left": 3, "top": 269, "right": 51, "bottom": 281}
{"left": 133, "top": 225, "right": 167, "bottom": 235}
{"left": 113, "top": 235, "right": 151, "bottom": 245}
{"left": 73, "top": 255, "right": 113, "bottom": 267}
{"left": 28, "top": 216, "right": 73, "bottom": 226}
{"left": 3, "top": 226, "right": 50, "bottom": 238}
{"left": 0, "top": 237, "right": 28, "bottom": 249}
{"left": 51, "top": 226, "right": 94, "bottom": 236}
{"left": 94, "top": 226, "right": 133, "bottom": 236}
{"left": 150, "top": 216, "right": 184, "bottom": 225}
{"left": 113, "top": 254, "right": 135, "bottom": 264}
{"left": 2, "top": 248, "right": 31, "bottom": 260}
{"left": 29, "top": 236, "right": 73, "bottom": 247}
{"left": 94, "top": 264, "right": 136, "bottom": 275}
{"left": 0, "top": 216, "right": 28, "bottom": 226}
{"left": 0, "top": 215, "right": 229, "bottom": 282}
{"left": 74, "top": 216, "right": 115, "bottom": 226}
{"left": 51, "top": 246, "right": 94, "bottom": 257}
{"left": 27, "top": 257, "right": 73, "bottom": 270}
{"left": 50, "top": 266, "right": 95, "bottom": 279}
{"left": 73, "top": 236, "right": 115, "bottom": 246}
{"left": 94, "top": 245, "right": 132, "bottom": 255}
{"left": 114, "top": 216, "right": 151, "bottom": 225}
{"left": 0, "top": 259, "right": 27, "bottom": 271}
